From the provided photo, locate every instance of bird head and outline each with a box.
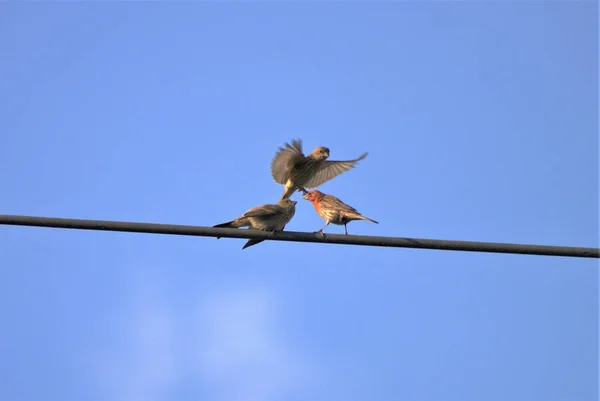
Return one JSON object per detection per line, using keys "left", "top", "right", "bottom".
{"left": 302, "top": 190, "right": 324, "bottom": 202}
{"left": 309, "top": 146, "right": 330, "bottom": 161}
{"left": 279, "top": 198, "right": 297, "bottom": 207}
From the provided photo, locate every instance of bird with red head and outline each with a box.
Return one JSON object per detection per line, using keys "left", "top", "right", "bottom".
{"left": 302, "top": 190, "right": 378, "bottom": 235}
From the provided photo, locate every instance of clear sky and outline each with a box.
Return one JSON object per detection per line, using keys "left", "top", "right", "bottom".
{"left": 0, "top": 2, "right": 598, "bottom": 401}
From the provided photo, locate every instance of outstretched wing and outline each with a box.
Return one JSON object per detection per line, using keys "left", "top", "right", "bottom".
{"left": 243, "top": 204, "right": 283, "bottom": 218}
{"left": 270, "top": 139, "right": 305, "bottom": 184}
{"left": 303, "top": 152, "right": 368, "bottom": 188}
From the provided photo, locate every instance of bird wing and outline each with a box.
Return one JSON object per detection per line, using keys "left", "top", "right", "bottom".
{"left": 270, "top": 139, "right": 305, "bottom": 184}
{"left": 243, "top": 204, "right": 283, "bottom": 218}
{"left": 303, "top": 152, "right": 368, "bottom": 188}
{"left": 321, "top": 194, "right": 359, "bottom": 214}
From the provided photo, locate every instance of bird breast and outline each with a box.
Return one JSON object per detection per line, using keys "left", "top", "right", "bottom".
{"left": 317, "top": 207, "right": 344, "bottom": 225}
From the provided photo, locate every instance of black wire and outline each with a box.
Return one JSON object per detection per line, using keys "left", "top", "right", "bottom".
{"left": 0, "top": 214, "right": 598, "bottom": 258}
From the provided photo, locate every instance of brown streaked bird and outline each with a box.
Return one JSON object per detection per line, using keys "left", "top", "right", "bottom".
{"left": 213, "top": 198, "right": 297, "bottom": 249}
{"left": 270, "top": 139, "right": 368, "bottom": 201}
{"left": 303, "top": 190, "right": 378, "bottom": 235}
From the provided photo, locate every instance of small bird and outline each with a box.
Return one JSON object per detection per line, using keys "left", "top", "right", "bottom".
{"left": 271, "top": 139, "right": 368, "bottom": 201}
{"left": 213, "top": 198, "right": 297, "bottom": 249}
{"left": 303, "top": 190, "right": 378, "bottom": 235}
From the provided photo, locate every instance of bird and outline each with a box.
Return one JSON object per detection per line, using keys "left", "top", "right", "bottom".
{"left": 213, "top": 198, "right": 297, "bottom": 249}
{"left": 302, "top": 190, "right": 378, "bottom": 235}
{"left": 270, "top": 139, "right": 368, "bottom": 201}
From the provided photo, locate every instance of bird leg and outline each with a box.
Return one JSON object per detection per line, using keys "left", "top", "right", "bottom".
{"left": 344, "top": 224, "right": 348, "bottom": 235}
{"left": 315, "top": 222, "right": 329, "bottom": 237}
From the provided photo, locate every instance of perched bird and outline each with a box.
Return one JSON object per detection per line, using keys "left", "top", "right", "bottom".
{"left": 271, "top": 139, "right": 368, "bottom": 201}
{"left": 213, "top": 198, "right": 297, "bottom": 249}
{"left": 302, "top": 190, "right": 378, "bottom": 235}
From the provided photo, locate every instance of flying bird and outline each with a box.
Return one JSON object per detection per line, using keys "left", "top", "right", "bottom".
{"left": 213, "top": 198, "right": 297, "bottom": 249}
{"left": 303, "top": 190, "right": 378, "bottom": 235}
{"left": 271, "top": 139, "right": 368, "bottom": 201}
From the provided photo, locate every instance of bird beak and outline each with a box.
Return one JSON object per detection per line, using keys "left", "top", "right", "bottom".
{"left": 292, "top": 200, "right": 297, "bottom": 205}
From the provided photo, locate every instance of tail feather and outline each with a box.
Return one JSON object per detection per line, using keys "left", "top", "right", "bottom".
{"left": 213, "top": 220, "right": 239, "bottom": 240}
{"left": 279, "top": 179, "right": 305, "bottom": 201}
{"left": 242, "top": 239, "right": 265, "bottom": 250}
{"left": 213, "top": 221, "right": 235, "bottom": 229}
{"left": 350, "top": 213, "right": 379, "bottom": 224}
{"left": 280, "top": 185, "right": 295, "bottom": 201}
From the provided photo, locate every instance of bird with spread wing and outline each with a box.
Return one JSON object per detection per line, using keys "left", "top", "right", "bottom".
{"left": 270, "top": 139, "right": 368, "bottom": 201}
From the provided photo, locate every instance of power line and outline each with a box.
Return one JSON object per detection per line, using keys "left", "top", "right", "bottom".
{"left": 1, "top": 214, "right": 598, "bottom": 259}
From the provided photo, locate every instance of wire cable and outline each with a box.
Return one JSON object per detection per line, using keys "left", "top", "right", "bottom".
{"left": 0, "top": 214, "right": 597, "bottom": 258}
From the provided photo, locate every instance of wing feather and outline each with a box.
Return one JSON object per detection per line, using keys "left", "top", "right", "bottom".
{"left": 270, "top": 139, "right": 305, "bottom": 184}
{"left": 303, "top": 152, "right": 368, "bottom": 188}
{"left": 243, "top": 204, "right": 282, "bottom": 218}
{"left": 321, "top": 195, "right": 359, "bottom": 214}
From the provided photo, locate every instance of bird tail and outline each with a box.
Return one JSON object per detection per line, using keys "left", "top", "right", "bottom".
{"left": 279, "top": 185, "right": 295, "bottom": 201}
{"left": 213, "top": 220, "right": 241, "bottom": 240}
{"left": 280, "top": 185, "right": 307, "bottom": 201}
{"left": 350, "top": 213, "right": 379, "bottom": 224}
{"left": 242, "top": 239, "right": 265, "bottom": 250}
{"left": 214, "top": 221, "right": 233, "bottom": 228}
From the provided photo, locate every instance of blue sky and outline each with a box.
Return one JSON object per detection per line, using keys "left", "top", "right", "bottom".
{"left": 0, "top": 2, "right": 598, "bottom": 401}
